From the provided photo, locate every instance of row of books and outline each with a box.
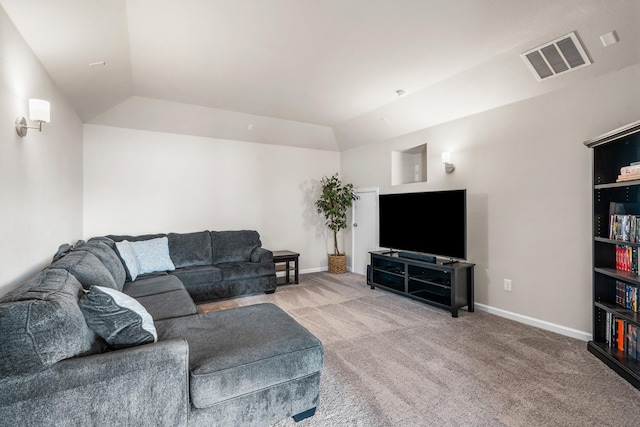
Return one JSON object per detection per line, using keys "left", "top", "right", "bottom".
{"left": 615, "top": 280, "right": 640, "bottom": 312}
{"left": 606, "top": 313, "right": 640, "bottom": 361}
{"left": 617, "top": 161, "right": 640, "bottom": 182}
{"left": 609, "top": 214, "right": 640, "bottom": 242}
{"left": 616, "top": 245, "right": 639, "bottom": 273}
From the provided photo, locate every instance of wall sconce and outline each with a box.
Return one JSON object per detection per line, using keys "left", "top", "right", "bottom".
{"left": 16, "top": 99, "right": 50, "bottom": 137}
{"left": 441, "top": 152, "right": 455, "bottom": 173}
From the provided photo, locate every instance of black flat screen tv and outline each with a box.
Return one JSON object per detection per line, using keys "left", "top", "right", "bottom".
{"left": 379, "top": 189, "right": 466, "bottom": 260}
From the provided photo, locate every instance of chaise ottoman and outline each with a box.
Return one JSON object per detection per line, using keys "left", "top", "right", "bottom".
{"left": 155, "top": 303, "right": 324, "bottom": 426}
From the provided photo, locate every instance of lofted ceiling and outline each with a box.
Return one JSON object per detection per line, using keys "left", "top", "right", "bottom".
{"left": 2, "top": 0, "right": 639, "bottom": 151}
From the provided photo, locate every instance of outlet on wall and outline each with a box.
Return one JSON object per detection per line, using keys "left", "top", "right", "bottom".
{"left": 504, "top": 279, "right": 512, "bottom": 291}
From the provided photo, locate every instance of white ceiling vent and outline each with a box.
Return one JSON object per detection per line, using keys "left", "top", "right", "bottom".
{"left": 521, "top": 32, "right": 591, "bottom": 81}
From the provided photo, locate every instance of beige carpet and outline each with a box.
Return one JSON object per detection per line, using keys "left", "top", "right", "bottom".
{"left": 198, "top": 272, "right": 640, "bottom": 426}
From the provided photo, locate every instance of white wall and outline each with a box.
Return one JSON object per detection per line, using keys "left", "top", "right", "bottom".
{"left": 342, "top": 63, "right": 640, "bottom": 336}
{"left": 0, "top": 6, "right": 83, "bottom": 294}
{"left": 83, "top": 125, "right": 340, "bottom": 271}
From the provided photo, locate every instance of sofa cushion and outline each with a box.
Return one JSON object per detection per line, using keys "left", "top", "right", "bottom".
{"left": 169, "top": 265, "right": 222, "bottom": 287}
{"left": 123, "top": 274, "right": 186, "bottom": 298}
{"left": 115, "top": 240, "right": 141, "bottom": 281}
{"left": 130, "top": 237, "right": 176, "bottom": 275}
{"left": 50, "top": 250, "right": 118, "bottom": 290}
{"left": 0, "top": 269, "right": 101, "bottom": 376}
{"left": 211, "top": 230, "right": 261, "bottom": 264}
{"left": 215, "top": 261, "right": 275, "bottom": 281}
{"left": 168, "top": 231, "right": 212, "bottom": 268}
{"left": 136, "top": 289, "right": 198, "bottom": 321}
{"left": 73, "top": 238, "right": 127, "bottom": 291}
{"left": 155, "top": 303, "right": 324, "bottom": 409}
{"left": 79, "top": 286, "right": 157, "bottom": 349}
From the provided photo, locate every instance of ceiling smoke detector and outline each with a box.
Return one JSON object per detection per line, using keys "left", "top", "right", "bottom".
{"left": 521, "top": 32, "right": 591, "bottom": 81}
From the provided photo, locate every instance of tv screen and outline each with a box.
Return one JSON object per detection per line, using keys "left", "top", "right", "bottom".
{"left": 379, "top": 189, "right": 466, "bottom": 260}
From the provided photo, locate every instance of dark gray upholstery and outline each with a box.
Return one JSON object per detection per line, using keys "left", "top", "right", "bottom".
{"left": 182, "top": 275, "right": 275, "bottom": 303}
{"left": 251, "top": 246, "right": 274, "bottom": 263}
{"left": 188, "top": 372, "right": 321, "bottom": 427}
{"left": 211, "top": 230, "right": 261, "bottom": 264}
{"left": 170, "top": 265, "right": 223, "bottom": 287}
{"left": 74, "top": 238, "right": 127, "bottom": 290}
{"left": 168, "top": 231, "right": 213, "bottom": 268}
{"left": 0, "top": 339, "right": 190, "bottom": 427}
{"left": 107, "top": 233, "right": 166, "bottom": 242}
{"left": 50, "top": 250, "right": 118, "bottom": 290}
{"left": 156, "top": 304, "right": 323, "bottom": 409}
{"left": 215, "top": 261, "right": 275, "bottom": 281}
{"left": 123, "top": 274, "right": 186, "bottom": 298}
{"left": 0, "top": 269, "right": 100, "bottom": 376}
{"left": 136, "top": 289, "right": 197, "bottom": 320}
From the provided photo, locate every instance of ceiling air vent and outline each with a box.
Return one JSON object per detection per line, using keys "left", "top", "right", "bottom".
{"left": 521, "top": 32, "right": 591, "bottom": 81}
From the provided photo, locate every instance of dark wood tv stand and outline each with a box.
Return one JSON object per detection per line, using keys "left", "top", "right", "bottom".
{"left": 368, "top": 251, "right": 474, "bottom": 317}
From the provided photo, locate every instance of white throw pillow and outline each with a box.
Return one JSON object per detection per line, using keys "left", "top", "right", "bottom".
{"left": 130, "top": 237, "right": 175, "bottom": 275}
{"left": 115, "top": 240, "right": 140, "bottom": 281}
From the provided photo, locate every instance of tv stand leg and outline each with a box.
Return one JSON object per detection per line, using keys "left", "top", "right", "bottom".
{"left": 451, "top": 308, "right": 459, "bottom": 318}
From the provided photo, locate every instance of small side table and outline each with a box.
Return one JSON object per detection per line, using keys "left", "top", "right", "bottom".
{"left": 272, "top": 250, "right": 299, "bottom": 285}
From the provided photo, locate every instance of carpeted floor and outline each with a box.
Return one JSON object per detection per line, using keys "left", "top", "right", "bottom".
{"left": 198, "top": 272, "right": 640, "bottom": 426}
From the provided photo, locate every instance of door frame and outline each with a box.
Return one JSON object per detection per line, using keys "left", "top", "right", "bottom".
{"left": 351, "top": 187, "right": 379, "bottom": 273}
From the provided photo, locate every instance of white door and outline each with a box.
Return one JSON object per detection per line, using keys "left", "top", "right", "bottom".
{"left": 352, "top": 188, "right": 378, "bottom": 275}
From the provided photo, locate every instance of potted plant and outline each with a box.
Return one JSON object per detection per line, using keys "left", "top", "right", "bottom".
{"left": 315, "top": 173, "right": 358, "bottom": 273}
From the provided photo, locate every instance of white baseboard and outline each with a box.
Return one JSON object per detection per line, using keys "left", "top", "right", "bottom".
{"left": 475, "top": 303, "right": 591, "bottom": 342}
{"left": 276, "top": 267, "right": 326, "bottom": 278}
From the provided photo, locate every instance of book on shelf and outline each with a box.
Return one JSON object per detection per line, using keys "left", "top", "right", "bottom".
{"left": 628, "top": 323, "right": 638, "bottom": 360}
{"left": 607, "top": 315, "right": 640, "bottom": 361}
{"left": 617, "top": 162, "right": 640, "bottom": 182}
{"left": 617, "top": 174, "right": 640, "bottom": 182}
{"left": 616, "top": 280, "right": 640, "bottom": 312}
{"left": 615, "top": 245, "right": 638, "bottom": 273}
{"left": 610, "top": 214, "right": 640, "bottom": 242}
{"left": 617, "top": 318, "right": 626, "bottom": 352}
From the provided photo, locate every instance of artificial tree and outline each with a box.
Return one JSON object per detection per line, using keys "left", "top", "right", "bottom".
{"left": 315, "top": 173, "right": 358, "bottom": 272}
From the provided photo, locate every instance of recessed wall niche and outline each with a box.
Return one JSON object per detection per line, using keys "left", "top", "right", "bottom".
{"left": 391, "top": 144, "right": 427, "bottom": 186}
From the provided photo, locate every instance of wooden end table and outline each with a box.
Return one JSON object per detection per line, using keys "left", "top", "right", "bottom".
{"left": 272, "top": 250, "right": 299, "bottom": 285}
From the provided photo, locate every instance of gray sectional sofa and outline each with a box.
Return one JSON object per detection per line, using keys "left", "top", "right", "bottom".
{"left": 0, "top": 230, "right": 323, "bottom": 426}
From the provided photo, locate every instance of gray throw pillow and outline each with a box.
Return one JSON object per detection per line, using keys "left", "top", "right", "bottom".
{"left": 0, "top": 269, "right": 101, "bottom": 376}
{"left": 50, "top": 250, "right": 118, "bottom": 290}
{"left": 74, "top": 238, "right": 127, "bottom": 291}
{"left": 79, "top": 286, "right": 157, "bottom": 349}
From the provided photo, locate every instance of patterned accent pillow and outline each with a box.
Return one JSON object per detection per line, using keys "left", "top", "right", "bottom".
{"left": 115, "top": 240, "right": 140, "bottom": 281}
{"left": 79, "top": 286, "right": 157, "bottom": 349}
{"left": 130, "top": 237, "right": 175, "bottom": 275}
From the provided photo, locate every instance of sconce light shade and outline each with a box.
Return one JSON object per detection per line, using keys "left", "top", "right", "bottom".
{"left": 16, "top": 98, "right": 50, "bottom": 137}
{"left": 29, "top": 99, "right": 50, "bottom": 123}
{"left": 442, "top": 152, "right": 455, "bottom": 173}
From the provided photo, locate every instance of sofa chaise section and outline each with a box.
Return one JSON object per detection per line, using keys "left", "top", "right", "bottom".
{"left": 156, "top": 303, "right": 323, "bottom": 427}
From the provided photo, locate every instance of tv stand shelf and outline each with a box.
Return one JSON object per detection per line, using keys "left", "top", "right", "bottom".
{"left": 368, "top": 251, "right": 474, "bottom": 317}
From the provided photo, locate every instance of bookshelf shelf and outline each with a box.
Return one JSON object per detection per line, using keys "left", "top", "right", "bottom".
{"left": 586, "top": 119, "right": 640, "bottom": 389}
{"left": 368, "top": 251, "right": 474, "bottom": 317}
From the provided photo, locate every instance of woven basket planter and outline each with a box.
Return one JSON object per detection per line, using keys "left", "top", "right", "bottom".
{"left": 328, "top": 254, "right": 347, "bottom": 274}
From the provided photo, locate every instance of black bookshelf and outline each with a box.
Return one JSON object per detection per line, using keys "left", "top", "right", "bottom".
{"left": 585, "top": 119, "right": 640, "bottom": 389}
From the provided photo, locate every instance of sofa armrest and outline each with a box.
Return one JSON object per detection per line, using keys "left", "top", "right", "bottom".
{"left": 251, "top": 247, "right": 273, "bottom": 263}
{"left": 0, "top": 339, "right": 190, "bottom": 427}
